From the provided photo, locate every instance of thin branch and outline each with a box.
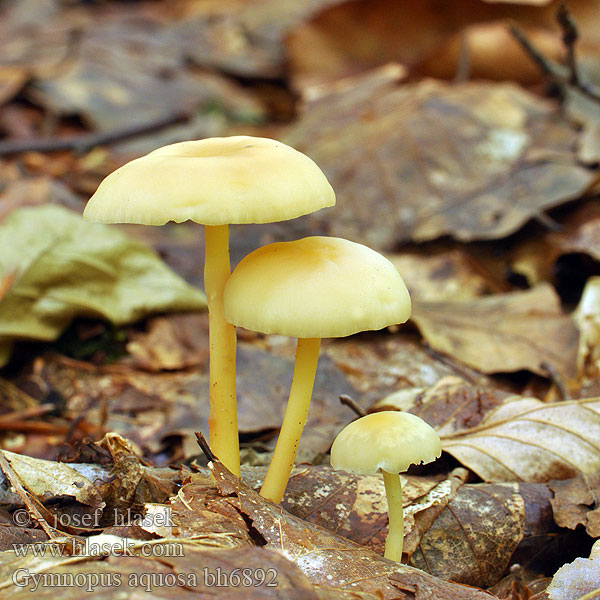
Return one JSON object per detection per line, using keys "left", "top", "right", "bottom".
{"left": 557, "top": 1, "right": 580, "bottom": 86}
{"left": 509, "top": 14, "right": 600, "bottom": 106}
{"left": 0, "top": 110, "right": 193, "bottom": 157}
{"left": 195, "top": 432, "right": 218, "bottom": 464}
{"left": 339, "top": 394, "right": 365, "bottom": 418}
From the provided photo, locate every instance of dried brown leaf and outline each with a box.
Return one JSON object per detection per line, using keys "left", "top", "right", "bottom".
{"left": 210, "top": 460, "right": 494, "bottom": 600}
{"left": 31, "top": 343, "right": 356, "bottom": 462}
{"left": 545, "top": 541, "right": 600, "bottom": 600}
{"left": 411, "top": 284, "right": 579, "bottom": 379}
{"left": 272, "top": 465, "right": 526, "bottom": 587}
{"left": 386, "top": 250, "right": 494, "bottom": 302}
{"left": 549, "top": 471, "right": 600, "bottom": 538}
{"left": 285, "top": 80, "right": 594, "bottom": 248}
{"left": 178, "top": 0, "right": 344, "bottom": 79}
{"left": 125, "top": 313, "right": 210, "bottom": 372}
{"left": 325, "top": 334, "right": 493, "bottom": 407}
{"left": 0, "top": 450, "right": 104, "bottom": 510}
{"left": 0, "top": 538, "right": 321, "bottom": 598}
{"left": 442, "top": 395, "right": 600, "bottom": 482}
{"left": 372, "top": 376, "right": 510, "bottom": 437}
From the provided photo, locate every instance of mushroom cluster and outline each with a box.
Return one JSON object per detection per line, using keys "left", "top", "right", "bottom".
{"left": 85, "top": 135, "right": 441, "bottom": 562}
{"left": 84, "top": 136, "right": 334, "bottom": 477}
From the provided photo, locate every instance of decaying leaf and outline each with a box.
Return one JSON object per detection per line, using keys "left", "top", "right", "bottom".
{"left": 0, "top": 205, "right": 206, "bottom": 367}
{"left": 0, "top": 450, "right": 104, "bottom": 510}
{"left": 386, "top": 250, "right": 494, "bottom": 301}
{"left": 125, "top": 312, "right": 210, "bottom": 372}
{"left": 372, "top": 376, "right": 510, "bottom": 437}
{"left": 549, "top": 471, "right": 600, "bottom": 538}
{"left": 0, "top": 178, "right": 82, "bottom": 224}
{"left": 27, "top": 342, "right": 356, "bottom": 462}
{"left": 0, "top": 537, "right": 321, "bottom": 598}
{"left": 442, "top": 395, "right": 600, "bottom": 483}
{"left": 210, "top": 460, "right": 494, "bottom": 599}
{"left": 257, "top": 464, "right": 530, "bottom": 587}
{"left": 324, "top": 333, "right": 493, "bottom": 406}
{"left": 411, "top": 284, "right": 579, "bottom": 379}
{"left": 177, "top": 0, "right": 345, "bottom": 79}
{"left": 285, "top": 79, "right": 594, "bottom": 249}
{"left": 545, "top": 540, "right": 600, "bottom": 600}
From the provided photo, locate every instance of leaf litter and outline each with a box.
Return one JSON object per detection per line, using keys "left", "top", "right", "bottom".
{"left": 1, "top": 0, "right": 600, "bottom": 597}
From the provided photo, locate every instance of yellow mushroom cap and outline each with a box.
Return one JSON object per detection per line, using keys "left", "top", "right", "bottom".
{"left": 330, "top": 411, "right": 441, "bottom": 474}
{"left": 223, "top": 236, "right": 411, "bottom": 338}
{"left": 83, "top": 136, "right": 335, "bottom": 225}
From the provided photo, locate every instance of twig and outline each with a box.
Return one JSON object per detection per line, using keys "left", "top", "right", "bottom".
{"left": 195, "top": 432, "right": 218, "bottom": 463}
{"left": 509, "top": 11, "right": 600, "bottom": 105}
{"left": 0, "top": 110, "right": 193, "bottom": 157}
{"left": 339, "top": 394, "right": 365, "bottom": 418}
{"left": 557, "top": 1, "right": 580, "bottom": 87}
{"left": 509, "top": 23, "right": 557, "bottom": 79}
{"left": 422, "top": 343, "right": 481, "bottom": 386}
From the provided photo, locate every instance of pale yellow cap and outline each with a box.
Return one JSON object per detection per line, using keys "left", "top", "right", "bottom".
{"left": 223, "top": 236, "right": 411, "bottom": 338}
{"left": 83, "top": 136, "right": 335, "bottom": 225}
{"left": 330, "top": 411, "right": 441, "bottom": 474}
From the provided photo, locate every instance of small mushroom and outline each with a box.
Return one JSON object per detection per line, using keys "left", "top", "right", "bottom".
{"left": 223, "top": 236, "right": 411, "bottom": 502}
{"left": 83, "top": 137, "right": 334, "bottom": 476}
{"left": 330, "top": 411, "right": 441, "bottom": 562}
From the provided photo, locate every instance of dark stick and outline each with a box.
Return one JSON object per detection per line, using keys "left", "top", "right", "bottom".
{"left": 195, "top": 432, "right": 218, "bottom": 463}
{"left": 0, "top": 110, "right": 192, "bottom": 157}
{"left": 557, "top": 2, "right": 580, "bottom": 86}
{"left": 509, "top": 18, "right": 600, "bottom": 105}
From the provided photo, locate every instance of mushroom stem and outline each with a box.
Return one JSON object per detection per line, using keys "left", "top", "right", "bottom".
{"left": 204, "top": 224, "right": 239, "bottom": 477}
{"left": 382, "top": 470, "right": 404, "bottom": 562}
{"left": 260, "top": 337, "right": 321, "bottom": 503}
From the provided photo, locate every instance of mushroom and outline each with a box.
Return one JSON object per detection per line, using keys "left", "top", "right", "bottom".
{"left": 223, "top": 236, "right": 411, "bottom": 502}
{"left": 330, "top": 411, "right": 441, "bottom": 562}
{"left": 83, "top": 137, "right": 335, "bottom": 476}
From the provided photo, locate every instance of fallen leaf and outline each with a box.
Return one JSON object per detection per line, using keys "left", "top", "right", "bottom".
{"left": 210, "top": 460, "right": 494, "bottom": 599}
{"left": 442, "top": 394, "right": 600, "bottom": 482}
{"left": 372, "top": 376, "right": 510, "bottom": 437}
{"left": 257, "top": 464, "right": 550, "bottom": 588}
{"left": 26, "top": 342, "right": 356, "bottom": 462}
{"left": 0, "top": 537, "right": 322, "bottom": 598}
{"left": 0, "top": 205, "right": 206, "bottom": 367}
{"left": 386, "top": 250, "right": 495, "bottom": 301}
{"left": 549, "top": 471, "right": 600, "bottom": 538}
{"left": 545, "top": 541, "right": 600, "bottom": 600}
{"left": 411, "top": 284, "right": 579, "bottom": 379}
{"left": 286, "top": 0, "right": 572, "bottom": 92}
{"left": 548, "top": 200, "right": 600, "bottom": 263}
{"left": 178, "top": 0, "right": 345, "bottom": 79}
{"left": 0, "top": 450, "right": 104, "bottom": 510}
{"left": 20, "top": 5, "right": 264, "bottom": 132}
{"left": 324, "top": 333, "right": 493, "bottom": 407}
{"left": 125, "top": 312, "right": 210, "bottom": 372}
{"left": 416, "top": 22, "right": 562, "bottom": 83}
{"left": 0, "top": 178, "right": 83, "bottom": 224}
{"left": 285, "top": 79, "right": 595, "bottom": 248}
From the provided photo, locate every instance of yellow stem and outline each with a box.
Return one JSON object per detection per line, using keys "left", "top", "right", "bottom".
{"left": 204, "top": 224, "right": 239, "bottom": 477}
{"left": 260, "top": 337, "right": 321, "bottom": 503}
{"left": 382, "top": 470, "right": 404, "bottom": 562}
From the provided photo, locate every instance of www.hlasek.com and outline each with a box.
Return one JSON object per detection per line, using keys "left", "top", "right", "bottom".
{"left": 12, "top": 568, "right": 279, "bottom": 593}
